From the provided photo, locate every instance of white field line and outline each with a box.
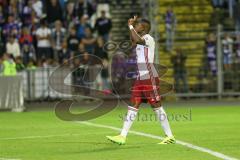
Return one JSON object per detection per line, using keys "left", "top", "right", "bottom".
{"left": 0, "top": 158, "right": 21, "bottom": 160}
{"left": 0, "top": 134, "right": 81, "bottom": 140}
{"left": 0, "top": 122, "right": 238, "bottom": 160}
{"left": 79, "top": 121, "right": 239, "bottom": 160}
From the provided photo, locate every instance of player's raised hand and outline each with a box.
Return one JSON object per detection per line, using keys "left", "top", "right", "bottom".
{"left": 128, "top": 16, "right": 138, "bottom": 26}
{"left": 128, "top": 18, "right": 134, "bottom": 26}
{"left": 133, "top": 15, "right": 138, "bottom": 22}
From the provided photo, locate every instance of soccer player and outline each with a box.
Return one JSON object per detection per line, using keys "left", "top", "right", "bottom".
{"left": 106, "top": 16, "right": 175, "bottom": 145}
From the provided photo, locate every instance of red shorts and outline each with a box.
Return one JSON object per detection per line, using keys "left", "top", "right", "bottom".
{"left": 131, "top": 77, "right": 161, "bottom": 104}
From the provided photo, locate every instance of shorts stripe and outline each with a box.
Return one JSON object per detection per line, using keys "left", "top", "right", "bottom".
{"left": 128, "top": 106, "right": 139, "bottom": 112}
{"left": 144, "top": 47, "right": 160, "bottom": 100}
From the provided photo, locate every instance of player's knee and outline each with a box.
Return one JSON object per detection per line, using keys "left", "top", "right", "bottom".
{"left": 133, "top": 102, "right": 141, "bottom": 109}
{"left": 151, "top": 101, "right": 162, "bottom": 108}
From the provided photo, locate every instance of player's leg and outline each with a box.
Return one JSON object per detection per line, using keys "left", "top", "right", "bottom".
{"left": 106, "top": 101, "right": 141, "bottom": 145}
{"left": 151, "top": 102, "right": 174, "bottom": 137}
{"left": 120, "top": 80, "right": 142, "bottom": 137}
{"left": 151, "top": 102, "right": 175, "bottom": 144}
{"left": 106, "top": 81, "right": 142, "bottom": 145}
{"left": 144, "top": 77, "right": 175, "bottom": 144}
{"left": 120, "top": 101, "right": 141, "bottom": 137}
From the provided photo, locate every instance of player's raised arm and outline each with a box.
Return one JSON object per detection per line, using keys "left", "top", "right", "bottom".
{"left": 128, "top": 16, "right": 146, "bottom": 45}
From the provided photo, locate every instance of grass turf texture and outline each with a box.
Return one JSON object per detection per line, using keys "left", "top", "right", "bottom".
{"left": 0, "top": 102, "right": 240, "bottom": 160}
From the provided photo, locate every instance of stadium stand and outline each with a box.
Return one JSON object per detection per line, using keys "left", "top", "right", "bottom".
{"left": 157, "top": 0, "right": 214, "bottom": 91}
{"left": 0, "top": 0, "right": 239, "bottom": 101}
{"left": 110, "top": 0, "right": 142, "bottom": 42}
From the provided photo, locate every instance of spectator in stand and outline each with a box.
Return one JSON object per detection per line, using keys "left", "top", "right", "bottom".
{"left": 28, "top": 12, "right": 39, "bottom": 48}
{"left": 60, "top": 41, "right": 71, "bottom": 63}
{"left": 10, "top": 4, "right": 20, "bottom": 22}
{"left": 94, "top": 37, "right": 109, "bottom": 90}
{"left": 0, "top": 56, "right": 2, "bottom": 73}
{"left": 78, "top": 51, "right": 95, "bottom": 98}
{"left": 18, "top": 0, "right": 25, "bottom": 14}
{"left": 77, "top": 42, "right": 86, "bottom": 57}
{"left": 22, "top": 0, "right": 34, "bottom": 26}
{"left": 0, "top": 28, "right": 2, "bottom": 47}
{"left": 76, "top": 15, "right": 91, "bottom": 39}
{"left": 41, "top": 59, "right": 48, "bottom": 68}
{"left": 62, "top": 58, "right": 70, "bottom": 67}
{"left": 6, "top": 35, "right": 21, "bottom": 58}
{"left": 94, "top": 10, "right": 112, "bottom": 42}
{"left": 72, "top": 56, "right": 88, "bottom": 96}
{"left": 236, "top": 34, "right": 240, "bottom": 63}
{"left": 82, "top": 27, "right": 96, "bottom": 54}
{"left": 19, "top": 26, "right": 36, "bottom": 64}
{"left": 234, "top": 0, "right": 240, "bottom": 32}
{"left": 32, "top": 0, "right": 44, "bottom": 18}
{"left": 111, "top": 53, "right": 127, "bottom": 94}
{"left": 171, "top": 48, "right": 188, "bottom": 93}
{"left": 1, "top": 53, "right": 17, "bottom": 76}
{"left": 7, "top": 0, "right": 18, "bottom": 16}
{"left": 206, "top": 33, "right": 217, "bottom": 76}
{"left": 101, "top": 59, "right": 109, "bottom": 90}
{"left": 21, "top": 42, "right": 36, "bottom": 65}
{"left": 15, "top": 56, "right": 25, "bottom": 72}
{"left": 27, "top": 58, "right": 37, "bottom": 70}
{"left": 65, "top": 2, "right": 75, "bottom": 28}
{"left": 46, "top": 0, "right": 63, "bottom": 25}
{"left": 222, "top": 34, "right": 234, "bottom": 70}
{"left": 19, "top": 27, "right": 33, "bottom": 46}
{"left": 91, "top": 0, "right": 98, "bottom": 12}
{"left": 0, "top": 6, "right": 5, "bottom": 27}
{"left": 41, "top": 58, "right": 58, "bottom": 68}
{"left": 47, "top": 58, "right": 58, "bottom": 67}
{"left": 0, "top": 0, "right": 7, "bottom": 7}
{"left": 0, "top": 0, "right": 112, "bottom": 74}
{"left": 3, "top": 15, "right": 21, "bottom": 41}
{"left": 94, "top": 36, "right": 108, "bottom": 59}
{"left": 29, "top": 11, "right": 40, "bottom": 31}
{"left": 74, "top": 0, "right": 94, "bottom": 19}
{"left": 35, "top": 19, "right": 52, "bottom": 61}
{"left": 52, "top": 20, "right": 66, "bottom": 62}
{"left": 67, "top": 27, "right": 80, "bottom": 57}
{"left": 58, "top": 0, "right": 66, "bottom": 10}
{"left": 72, "top": 57, "right": 83, "bottom": 77}
{"left": 165, "top": 6, "right": 176, "bottom": 52}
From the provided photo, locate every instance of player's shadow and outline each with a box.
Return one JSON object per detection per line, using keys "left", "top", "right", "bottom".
{"left": 53, "top": 141, "right": 142, "bottom": 154}
{"left": 48, "top": 141, "right": 156, "bottom": 154}
{"left": 77, "top": 145, "right": 141, "bottom": 154}
{"left": 49, "top": 141, "right": 110, "bottom": 145}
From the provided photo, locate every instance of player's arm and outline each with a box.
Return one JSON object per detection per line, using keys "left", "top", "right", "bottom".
{"left": 129, "top": 30, "right": 137, "bottom": 47}
{"left": 129, "top": 27, "right": 145, "bottom": 45}
{"left": 129, "top": 29, "right": 144, "bottom": 44}
{"left": 129, "top": 17, "right": 136, "bottom": 42}
{"left": 128, "top": 16, "right": 145, "bottom": 45}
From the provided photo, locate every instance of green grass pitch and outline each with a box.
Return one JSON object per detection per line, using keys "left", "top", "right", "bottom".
{"left": 0, "top": 102, "right": 240, "bottom": 160}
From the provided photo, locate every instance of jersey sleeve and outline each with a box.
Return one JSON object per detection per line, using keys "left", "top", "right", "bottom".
{"left": 143, "top": 34, "right": 154, "bottom": 47}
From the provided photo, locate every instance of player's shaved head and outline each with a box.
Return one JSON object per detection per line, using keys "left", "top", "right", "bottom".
{"left": 139, "top": 19, "right": 151, "bottom": 33}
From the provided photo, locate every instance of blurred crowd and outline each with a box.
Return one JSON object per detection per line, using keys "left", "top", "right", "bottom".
{"left": 206, "top": 33, "right": 240, "bottom": 75}
{"left": 212, "top": 0, "right": 240, "bottom": 31}
{"left": 0, "top": 0, "right": 112, "bottom": 74}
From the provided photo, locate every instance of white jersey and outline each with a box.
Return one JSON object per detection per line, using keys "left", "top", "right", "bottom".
{"left": 136, "top": 34, "right": 158, "bottom": 80}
